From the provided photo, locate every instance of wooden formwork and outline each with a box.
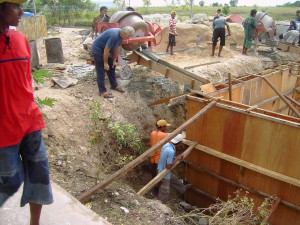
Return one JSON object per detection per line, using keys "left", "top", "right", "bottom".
{"left": 184, "top": 97, "right": 300, "bottom": 225}
{"left": 201, "top": 64, "right": 300, "bottom": 117}
{"left": 17, "top": 16, "right": 47, "bottom": 40}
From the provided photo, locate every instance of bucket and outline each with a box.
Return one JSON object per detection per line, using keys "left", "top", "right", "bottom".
{"left": 109, "top": 11, "right": 149, "bottom": 51}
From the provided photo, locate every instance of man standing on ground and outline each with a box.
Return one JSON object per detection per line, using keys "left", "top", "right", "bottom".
{"left": 211, "top": 16, "right": 231, "bottom": 57}
{"left": 242, "top": 9, "right": 258, "bottom": 55}
{"left": 150, "top": 120, "right": 170, "bottom": 193}
{"left": 92, "top": 26, "right": 134, "bottom": 98}
{"left": 91, "top": 6, "right": 109, "bottom": 39}
{"left": 0, "top": 1, "right": 53, "bottom": 224}
{"left": 166, "top": 11, "right": 177, "bottom": 55}
{"left": 157, "top": 134, "right": 189, "bottom": 203}
{"left": 214, "top": 9, "right": 221, "bottom": 17}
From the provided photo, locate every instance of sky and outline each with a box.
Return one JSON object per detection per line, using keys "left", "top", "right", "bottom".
{"left": 96, "top": 0, "right": 295, "bottom": 7}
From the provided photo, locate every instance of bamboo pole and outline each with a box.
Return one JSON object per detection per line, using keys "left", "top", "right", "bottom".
{"left": 78, "top": 100, "right": 217, "bottom": 202}
{"left": 285, "top": 95, "right": 300, "bottom": 108}
{"left": 250, "top": 74, "right": 300, "bottom": 118}
{"left": 137, "top": 142, "right": 197, "bottom": 196}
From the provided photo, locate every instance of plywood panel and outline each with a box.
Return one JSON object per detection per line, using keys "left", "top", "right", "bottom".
{"left": 241, "top": 116, "right": 300, "bottom": 179}
{"left": 185, "top": 98, "right": 300, "bottom": 224}
{"left": 281, "top": 69, "right": 297, "bottom": 93}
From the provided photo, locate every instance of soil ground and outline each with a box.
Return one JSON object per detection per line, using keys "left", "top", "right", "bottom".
{"left": 34, "top": 25, "right": 299, "bottom": 225}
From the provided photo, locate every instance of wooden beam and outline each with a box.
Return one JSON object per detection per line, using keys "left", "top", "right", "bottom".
{"left": 185, "top": 161, "right": 300, "bottom": 212}
{"left": 228, "top": 73, "right": 232, "bottom": 101}
{"left": 251, "top": 74, "right": 300, "bottom": 118}
{"left": 78, "top": 100, "right": 217, "bottom": 202}
{"left": 148, "top": 94, "right": 186, "bottom": 106}
{"left": 187, "top": 95, "right": 300, "bottom": 128}
{"left": 183, "top": 140, "right": 300, "bottom": 188}
{"left": 262, "top": 197, "right": 281, "bottom": 223}
{"left": 137, "top": 142, "right": 197, "bottom": 196}
{"left": 183, "top": 61, "right": 220, "bottom": 70}
{"left": 284, "top": 95, "right": 300, "bottom": 108}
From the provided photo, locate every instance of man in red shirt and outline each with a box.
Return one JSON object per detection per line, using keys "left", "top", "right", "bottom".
{"left": 0, "top": 1, "right": 53, "bottom": 224}
{"left": 166, "top": 11, "right": 177, "bottom": 55}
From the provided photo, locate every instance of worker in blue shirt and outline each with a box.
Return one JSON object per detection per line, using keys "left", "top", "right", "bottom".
{"left": 157, "top": 134, "right": 190, "bottom": 203}
{"left": 92, "top": 26, "right": 134, "bottom": 98}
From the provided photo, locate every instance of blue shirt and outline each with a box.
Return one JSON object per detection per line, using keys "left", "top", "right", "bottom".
{"left": 158, "top": 142, "right": 175, "bottom": 180}
{"left": 213, "top": 18, "right": 226, "bottom": 29}
{"left": 92, "top": 28, "right": 122, "bottom": 56}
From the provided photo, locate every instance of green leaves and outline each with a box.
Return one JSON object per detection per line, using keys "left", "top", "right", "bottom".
{"left": 33, "top": 69, "right": 52, "bottom": 84}
{"left": 35, "top": 97, "right": 57, "bottom": 109}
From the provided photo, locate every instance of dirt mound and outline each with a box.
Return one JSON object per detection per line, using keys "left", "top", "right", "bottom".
{"left": 154, "top": 23, "right": 212, "bottom": 53}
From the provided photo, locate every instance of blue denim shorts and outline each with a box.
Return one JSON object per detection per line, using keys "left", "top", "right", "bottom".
{"left": 0, "top": 130, "right": 53, "bottom": 207}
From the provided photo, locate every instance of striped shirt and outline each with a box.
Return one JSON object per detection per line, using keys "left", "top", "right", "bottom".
{"left": 169, "top": 18, "right": 177, "bottom": 35}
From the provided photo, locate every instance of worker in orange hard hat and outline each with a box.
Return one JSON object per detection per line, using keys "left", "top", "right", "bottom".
{"left": 166, "top": 11, "right": 178, "bottom": 55}
{"left": 150, "top": 119, "right": 171, "bottom": 194}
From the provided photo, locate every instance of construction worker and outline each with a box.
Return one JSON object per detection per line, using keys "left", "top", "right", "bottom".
{"left": 91, "top": 6, "right": 109, "bottom": 39}
{"left": 0, "top": 1, "right": 53, "bottom": 224}
{"left": 242, "top": 9, "right": 258, "bottom": 55}
{"left": 280, "top": 10, "right": 300, "bottom": 45}
{"left": 211, "top": 16, "right": 231, "bottom": 57}
{"left": 92, "top": 26, "right": 134, "bottom": 98}
{"left": 157, "top": 134, "right": 190, "bottom": 203}
{"left": 166, "top": 11, "right": 177, "bottom": 55}
{"left": 214, "top": 9, "right": 221, "bottom": 17}
{"left": 150, "top": 120, "right": 170, "bottom": 181}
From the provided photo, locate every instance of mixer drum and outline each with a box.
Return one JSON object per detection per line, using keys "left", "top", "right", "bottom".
{"left": 109, "top": 11, "right": 149, "bottom": 51}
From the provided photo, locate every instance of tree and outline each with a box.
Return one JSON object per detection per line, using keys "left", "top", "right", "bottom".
{"left": 229, "top": 0, "right": 238, "bottom": 7}
{"left": 212, "top": 2, "right": 219, "bottom": 6}
{"left": 222, "top": 4, "right": 230, "bottom": 15}
{"left": 113, "top": 0, "right": 125, "bottom": 10}
{"left": 199, "top": 0, "right": 205, "bottom": 6}
{"left": 143, "top": 0, "right": 151, "bottom": 14}
{"left": 185, "top": 0, "right": 194, "bottom": 18}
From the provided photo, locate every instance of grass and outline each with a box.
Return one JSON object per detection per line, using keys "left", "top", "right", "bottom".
{"left": 44, "top": 6, "right": 297, "bottom": 26}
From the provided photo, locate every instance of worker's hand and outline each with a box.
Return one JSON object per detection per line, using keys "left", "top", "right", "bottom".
{"left": 228, "top": 33, "right": 231, "bottom": 36}
{"left": 175, "top": 155, "right": 183, "bottom": 162}
{"left": 175, "top": 33, "right": 178, "bottom": 36}
{"left": 113, "top": 59, "right": 118, "bottom": 68}
{"left": 104, "top": 62, "right": 110, "bottom": 71}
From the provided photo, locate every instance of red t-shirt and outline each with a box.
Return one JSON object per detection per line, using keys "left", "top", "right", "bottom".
{"left": 0, "top": 30, "right": 45, "bottom": 148}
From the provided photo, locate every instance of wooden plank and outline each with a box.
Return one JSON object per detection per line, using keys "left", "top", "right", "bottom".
{"left": 183, "top": 140, "right": 300, "bottom": 188}
{"left": 183, "top": 61, "right": 220, "bottom": 70}
{"left": 78, "top": 100, "right": 217, "bottom": 202}
{"left": 252, "top": 74, "right": 300, "bottom": 117}
{"left": 262, "top": 197, "right": 281, "bottom": 223}
{"left": 137, "top": 142, "right": 197, "bottom": 196}
{"left": 148, "top": 94, "right": 186, "bottom": 106}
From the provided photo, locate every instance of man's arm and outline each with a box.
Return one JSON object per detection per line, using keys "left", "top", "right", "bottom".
{"left": 112, "top": 46, "right": 121, "bottom": 68}
{"left": 103, "top": 46, "right": 110, "bottom": 71}
{"left": 225, "top": 22, "right": 231, "bottom": 36}
{"left": 165, "top": 150, "right": 178, "bottom": 169}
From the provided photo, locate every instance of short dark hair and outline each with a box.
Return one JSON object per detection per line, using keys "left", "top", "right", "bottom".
{"left": 250, "top": 9, "right": 257, "bottom": 16}
{"left": 217, "top": 9, "right": 221, "bottom": 12}
{"left": 100, "top": 6, "right": 108, "bottom": 12}
{"left": 0, "top": 2, "right": 8, "bottom": 10}
{"left": 126, "top": 6, "right": 135, "bottom": 11}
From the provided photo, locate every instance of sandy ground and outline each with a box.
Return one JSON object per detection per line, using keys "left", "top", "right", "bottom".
{"left": 33, "top": 25, "right": 299, "bottom": 224}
